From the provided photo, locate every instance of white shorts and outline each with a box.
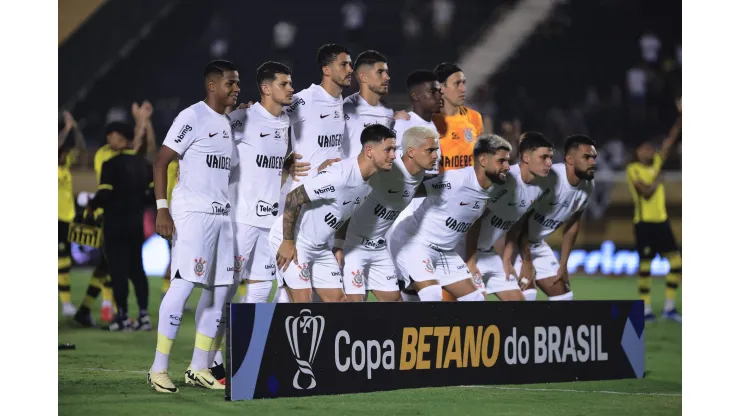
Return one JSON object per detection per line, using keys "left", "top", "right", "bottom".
{"left": 389, "top": 227, "right": 471, "bottom": 289}
{"left": 268, "top": 229, "right": 342, "bottom": 290}
{"left": 514, "top": 241, "right": 560, "bottom": 280}
{"left": 477, "top": 251, "right": 522, "bottom": 294}
{"left": 171, "top": 212, "right": 236, "bottom": 287}
{"left": 342, "top": 245, "right": 399, "bottom": 295}
{"left": 234, "top": 222, "right": 275, "bottom": 282}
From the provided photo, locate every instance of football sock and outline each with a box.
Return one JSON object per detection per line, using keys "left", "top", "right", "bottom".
{"left": 192, "top": 285, "right": 231, "bottom": 371}
{"left": 417, "top": 285, "right": 443, "bottom": 302}
{"left": 664, "top": 252, "right": 682, "bottom": 312}
{"left": 245, "top": 281, "right": 272, "bottom": 303}
{"left": 102, "top": 275, "right": 113, "bottom": 304}
{"left": 80, "top": 275, "right": 105, "bottom": 309}
{"left": 58, "top": 256, "right": 72, "bottom": 304}
{"left": 151, "top": 276, "right": 194, "bottom": 372}
{"left": 638, "top": 258, "right": 652, "bottom": 313}
{"left": 457, "top": 290, "right": 485, "bottom": 302}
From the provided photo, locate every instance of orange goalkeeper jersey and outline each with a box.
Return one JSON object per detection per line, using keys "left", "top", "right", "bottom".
{"left": 432, "top": 106, "right": 484, "bottom": 174}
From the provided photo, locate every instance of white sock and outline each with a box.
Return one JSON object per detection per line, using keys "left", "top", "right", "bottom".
{"left": 549, "top": 292, "right": 574, "bottom": 301}
{"left": 245, "top": 281, "right": 272, "bottom": 303}
{"left": 213, "top": 350, "right": 223, "bottom": 367}
{"left": 152, "top": 278, "right": 195, "bottom": 372}
{"left": 208, "top": 283, "right": 237, "bottom": 365}
{"left": 663, "top": 299, "right": 675, "bottom": 312}
{"left": 523, "top": 289, "right": 538, "bottom": 301}
{"left": 457, "top": 290, "right": 485, "bottom": 302}
{"left": 400, "top": 291, "right": 420, "bottom": 302}
{"left": 191, "top": 285, "right": 230, "bottom": 371}
{"left": 273, "top": 287, "right": 291, "bottom": 303}
{"left": 417, "top": 285, "right": 443, "bottom": 302}
{"left": 645, "top": 304, "right": 653, "bottom": 315}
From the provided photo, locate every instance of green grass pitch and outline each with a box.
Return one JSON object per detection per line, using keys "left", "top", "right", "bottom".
{"left": 59, "top": 269, "right": 681, "bottom": 415}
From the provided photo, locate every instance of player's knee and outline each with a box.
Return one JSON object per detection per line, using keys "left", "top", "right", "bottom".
{"left": 548, "top": 291, "right": 574, "bottom": 301}
{"left": 417, "top": 285, "right": 443, "bottom": 302}
{"left": 245, "top": 281, "right": 272, "bottom": 304}
{"left": 456, "top": 290, "right": 485, "bottom": 302}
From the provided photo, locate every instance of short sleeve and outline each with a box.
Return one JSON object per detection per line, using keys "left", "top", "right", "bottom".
{"left": 625, "top": 164, "right": 639, "bottom": 186}
{"left": 285, "top": 91, "right": 309, "bottom": 125}
{"left": 229, "top": 108, "right": 248, "bottom": 143}
{"left": 423, "top": 170, "right": 460, "bottom": 199}
{"left": 303, "top": 164, "right": 346, "bottom": 203}
{"left": 163, "top": 109, "right": 197, "bottom": 155}
{"left": 99, "top": 159, "right": 115, "bottom": 191}
{"left": 469, "top": 109, "right": 484, "bottom": 137}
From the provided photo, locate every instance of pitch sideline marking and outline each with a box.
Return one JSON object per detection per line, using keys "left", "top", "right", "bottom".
{"left": 79, "top": 367, "right": 680, "bottom": 397}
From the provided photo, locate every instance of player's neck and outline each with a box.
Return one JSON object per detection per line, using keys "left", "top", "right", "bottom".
{"left": 359, "top": 87, "right": 381, "bottom": 106}
{"left": 204, "top": 97, "right": 227, "bottom": 115}
{"left": 565, "top": 167, "right": 582, "bottom": 187}
{"left": 474, "top": 166, "right": 494, "bottom": 190}
{"left": 356, "top": 155, "right": 379, "bottom": 181}
{"left": 260, "top": 99, "right": 283, "bottom": 118}
{"left": 442, "top": 100, "right": 460, "bottom": 116}
{"left": 519, "top": 164, "right": 536, "bottom": 184}
{"left": 320, "top": 79, "right": 343, "bottom": 98}
{"left": 413, "top": 106, "right": 433, "bottom": 122}
{"left": 402, "top": 156, "right": 422, "bottom": 176}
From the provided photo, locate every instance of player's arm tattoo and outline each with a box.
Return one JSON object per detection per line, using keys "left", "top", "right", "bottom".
{"left": 283, "top": 185, "right": 310, "bottom": 241}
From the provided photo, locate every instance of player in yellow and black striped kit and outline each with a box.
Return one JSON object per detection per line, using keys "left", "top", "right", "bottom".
{"left": 625, "top": 100, "right": 682, "bottom": 322}
{"left": 58, "top": 111, "right": 87, "bottom": 317}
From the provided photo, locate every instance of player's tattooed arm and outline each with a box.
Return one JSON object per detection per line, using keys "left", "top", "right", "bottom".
{"left": 282, "top": 185, "right": 311, "bottom": 241}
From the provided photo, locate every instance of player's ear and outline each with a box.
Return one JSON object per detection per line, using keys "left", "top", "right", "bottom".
{"left": 409, "top": 91, "right": 419, "bottom": 103}
{"left": 322, "top": 65, "right": 332, "bottom": 78}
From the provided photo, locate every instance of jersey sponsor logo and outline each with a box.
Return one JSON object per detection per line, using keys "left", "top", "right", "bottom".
{"left": 324, "top": 213, "right": 346, "bottom": 230}
{"left": 532, "top": 212, "right": 565, "bottom": 230}
{"left": 489, "top": 214, "right": 516, "bottom": 231}
{"left": 314, "top": 185, "right": 335, "bottom": 196}
{"left": 230, "top": 119, "right": 243, "bottom": 130}
{"left": 361, "top": 237, "right": 386, "bottom": 249}
{"left": 194, "top": 257, "right": 207, "bottom": 277}
{"left": 286, "top": 97, "right": 305, "bottom": 113}
{"left": 255, "top": 154, "right": 284, "bottom": 170}
{"left": 222, "top": 130, "right": 230, "bottom": 139}
{"left": 445, "top": 217, "right": 473, "bottom": 233}
{"left": 490, "top": 189, "right": 508, "bottom": 204}
{"left": 175, "top": 125, "right": 192, "bottom": 143}
{"left": 374, "top": 204, "right": 400, "bottom": 221}
{"left": 206, "top": 155, "right": 231, "bottom": 170}
{"left": 211, "top": 202, "right": 231, "bottom": 216}
{"left": 256, "top": 200, "right": 279, "bottom": 217}
{"left": 442, "top": 155, "right": 473, "bottom": 169}
{"left": 431, "top": 181, "right": 451, "bottom": 190}
{"left": 317, "top": 134, "right": 343, "bottom": 148}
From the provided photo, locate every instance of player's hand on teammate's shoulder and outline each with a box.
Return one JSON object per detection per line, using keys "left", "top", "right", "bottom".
{"left": 318, "top": 158, "right": 341, "bottom": 172}
{"left": 276, "top": 240, "right": 298, "bottom": 272}
{"left": 288, "top": 153, "right": 311, "bottom": 181}
{"left": 155, "top": 208, "right": 175, "bottom": 240}
{"left": 393, "top": 110, "right": 411, "bottom": 121}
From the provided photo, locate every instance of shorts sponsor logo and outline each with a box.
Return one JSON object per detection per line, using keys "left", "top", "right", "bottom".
{"left": 423, "top": 258, "right": 434, "bottom": 273}
{"left": 331, "top": 271, "right": 342, "bottom": 276}
{"left": 298, "top": 263, "right": 311, "bottom": 281}
{"left": 175, "top": 125, "right": 192, "bottom": 143}
{"left": 285, "top": 309, "right": 324, "bottom": 389}
{"left": 361, "top": 237, "right": 386, "bottom": 249}
{"left": 194, "top": 257, "right": 207, "bottom": 277}
{"left": 386, "top": 275, "right": 396, "bottom": 280}
{"left": 257, "top": 200, "right": 279, "bottom": 217}
{"left": 490, "top": 189, "right": 508, "bottom": 204}
{"left": 350, "top": 270, "right": 363, "bottom": 288}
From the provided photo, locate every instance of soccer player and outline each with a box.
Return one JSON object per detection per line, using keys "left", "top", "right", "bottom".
{"left": 148, "top": 60, "right": 240, "bottom": 393}
{"left": 431, "top": 62, "right": 484, "bottom": 174}
{"left": 271, "top": 124, "right": 397, "bottom": 303}
{"left": 514, "top": 135, "right": 597, "bottom": 301}
{"left": 389, "top": 134, "right": 512, "bottom": 302}
{"left": 392, "top": 70, "right": 443, "bottom": 163}
{"left": 342, "top": 50, "right": 394, "bottom": 158}
{"left": 462, "top": 132, "right": 553, "bottom": 301}
{"left": 58, "top": 111, "right": 86, "bottom": 317}
{"left": 281, "top": 43, "right": 353, "bottom": 193}
{"left": 626, "top": 104, "right": 682, "bottom": 322}
{"left": 229, "top": 61, "right": 293, "bottom": 304}
{"left": 340, "top": 126, "right": 439, "bottom": 301}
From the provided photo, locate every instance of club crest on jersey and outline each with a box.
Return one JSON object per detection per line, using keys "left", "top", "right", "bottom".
{"left": 350, "top": 270, "right": 364, "bottom": 288}
{"left": 298, "top": 263, "right": 311, "bottom": 281}
{"left": 463, "top": 128, "right": 474, "bottom": 143}
{"left": 334, "top": 111, "right": 340, "bottom": 119}
{"left": 423, "top": 258, "right": 434, "bottom": 273}
{"left": 229, "top": 255, "right": 245, "bottom": 273}
{"left": 572, "top": 197, "right": 581, "bottom": 212}
{"left": 194, "top": 258, "right": 207, "bottom": 277}
{"left": 402, "top": 189, "right": 410, "bottom": 198}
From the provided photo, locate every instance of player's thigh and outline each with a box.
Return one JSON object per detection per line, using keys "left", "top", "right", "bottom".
{"left": 170, "top": 212, "right": 220, "bottom": 285}
{"left": 654, "top": 221, "right": 681, "bottom": 256}
{"left": 479, "top": 253, "right": 520, "bottom": 295}
{"left": 393, "top": 241, "right": 441, "bottom": 289}
{"left": 530, "top": 242, "right": 560, "bottom": 280}
{"left": 342, "top": 246, "right": 369, "bottom": 296}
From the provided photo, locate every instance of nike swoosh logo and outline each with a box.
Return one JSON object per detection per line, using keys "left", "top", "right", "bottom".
{"left": 169, "top": 322, "right": 180, "bottom": 326}
{"left": 343, "top": 201, "right": 352, "bottom": 205}
{"left": 202, "top": 377, "right": 214, "bottom": 386}
{"left": 460, "top": 202, "right": 469, "bottom": 206}
{"left": 388, "top": 190, "right": 399, "bottom": 194}
{"left": 209, "top": 132, "right": 218, "bottom": 137}
{"left": 260, "top": 133, "right": 270, "bottom": 137}
{"left": 152, "top": 380, "right": 177, "bottom": 393}
{"left": 549, "top": 202, "right": 559, "bottom": 206}
{"left": 320, "top": 114, "right": 329, "bottom": 119}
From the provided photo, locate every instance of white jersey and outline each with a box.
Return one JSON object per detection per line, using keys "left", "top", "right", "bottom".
{"left": 228, "top": 103, "right": 290, "bottom": 228}
{"left": 475, "top": 164, "right": 551, "bottom": 251}
{"left": 345, "top": 157, "right": 424, "bottom": 250}
{"left": 284, "top": 84, "right": 345, "bottom": 185}
{"left": 342, "top": 92, "right": 394, "bottom": 158}
{"left": 393, "top": 111, "right": 440, "bottom": 174}
{"left": 527, "top": 163, "right": 594, "bottom": 242}
{"left": 163, "top": 101, "right": 236, "bottom": 217}
{"left": 275, "top": 158, "right": 372, "bottom": 248}
{"left": 398, "top": 166, "right": 497, "bottom": 251}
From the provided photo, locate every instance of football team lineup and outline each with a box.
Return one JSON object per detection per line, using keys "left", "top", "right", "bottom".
{"left": 57, "top": 42, "right": 681, "bottom": 410}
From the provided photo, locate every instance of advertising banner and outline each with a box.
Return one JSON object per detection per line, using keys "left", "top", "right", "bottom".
{"left": 226, "top": 301, "right": 645, "bottom": 401}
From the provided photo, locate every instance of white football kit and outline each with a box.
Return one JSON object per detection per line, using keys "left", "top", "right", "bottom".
{"left": 229, "top": 104, "right": 290, "bottom": 282}
{"left": 461, "top": 164, "right": 550, "bottom": 294}
{"left": 163, "top": 101, "right": 237, "bottom": 287}
{"left": 269, "top": 158, "right": 373, "bottom": 290}
{"left": 342, "top": 92, "right": 394, "bottom": 159}
{"left": 389, "top": 167, "right": 497, "bottom": 288}
{"left": 343, "top": 157, "right": 424, "bottom": 295}
{"left": 281, "top": 84, "right": 345, "bottom": 197}
{"left": 514, "top": 163, "right": 594, "bottom": 279}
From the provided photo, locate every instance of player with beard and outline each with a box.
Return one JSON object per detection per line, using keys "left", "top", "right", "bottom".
{"left": 389, "top": 134, "right": 511, "bottom": 302}
{"left": 515, "top": 135, "right": 597, "bottom": 301}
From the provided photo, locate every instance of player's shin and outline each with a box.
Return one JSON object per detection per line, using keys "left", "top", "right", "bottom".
{"left": 664, "top": 252, "right": 682, "bottom": 312}
{"left": 192, "top": 285, "right": 232, "bottom": 371}
{"left": 638, "top": 258, "right": 652, "bottom": 313}
{"left": 151, "top": 277, "right": 194, "bottom": 372}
